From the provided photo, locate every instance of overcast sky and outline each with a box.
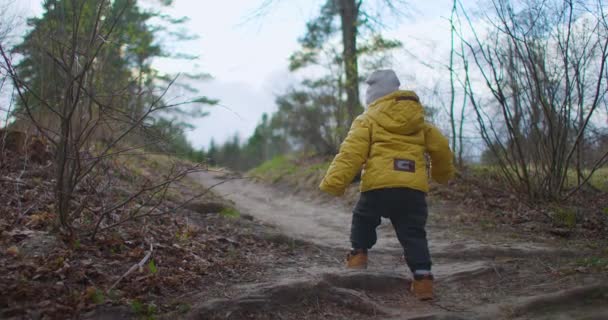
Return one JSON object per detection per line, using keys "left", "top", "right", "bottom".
{"left": 5, "top": 0, "right": 456, "bottom": 149}
{"left": 160, "top": 0, "right": 456, "bottom": 149}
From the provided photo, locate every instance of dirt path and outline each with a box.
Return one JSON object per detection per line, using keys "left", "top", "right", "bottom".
{"left": 185, "top": 171, "right": 608, "bottom": 320}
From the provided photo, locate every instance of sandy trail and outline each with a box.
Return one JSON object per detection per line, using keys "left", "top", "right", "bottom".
{"left": 191, "top": 171, "right": 608, "bottom": 320}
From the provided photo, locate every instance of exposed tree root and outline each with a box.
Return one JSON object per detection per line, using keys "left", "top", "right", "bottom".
{"left": 183, "top": 272, "right": 409, "bottom": 319}
{"left": 180, "top": 265, "right": 528, "bottom": 319}
{"left": 322, "top": 271, "right": 409, "bottom": 292}
{"left": 432, "top": 245, "right": 579, "bottom": 260}
{"left": 476, "top": 283, "right": 608, "bottom": 319}
{"left": 507, "top": 283, "right": 608, "bottom": 316}
{"left": 439, "top": 263, "right": 496, "bottom": 283}
{"left": 396, "top": 314, "right": 472, "bottom": 320}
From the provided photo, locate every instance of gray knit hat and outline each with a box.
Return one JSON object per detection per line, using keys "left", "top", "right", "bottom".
{"left": 365, "top": 69, "right": 400, "bottom": 105}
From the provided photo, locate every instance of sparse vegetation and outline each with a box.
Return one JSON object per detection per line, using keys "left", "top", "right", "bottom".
{"left": 1, "top": 0, "right": 607, "bottom": 319}
{"left": 249, "top": 155, "right": 299, "bottom": 182}
{"left": 220, "top": 207, "right": 241, "bottom": 219}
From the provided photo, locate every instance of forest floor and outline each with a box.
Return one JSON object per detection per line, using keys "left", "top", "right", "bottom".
{"left": 2, "top": 142, "right": 608, "bottom": 319}
{"left": 0, "top": 141, "right": 348, "bottom": 320}
{"left": 175, "top": 170, "right": 608, "bottom": 320}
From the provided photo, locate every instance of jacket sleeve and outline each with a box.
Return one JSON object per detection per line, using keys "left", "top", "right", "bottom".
{"left": 319, "top": 116, "right": 370, "bottom": 196}
{"left": 424, "top": 123, "right": 455, "bottom": 184}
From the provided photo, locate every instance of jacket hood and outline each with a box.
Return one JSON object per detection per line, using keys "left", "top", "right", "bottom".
{"left": 366, "top": 90, "right": 425, "bottom": 135}
{"left": 365, "top": 69, "right": 401, "bottom": 105}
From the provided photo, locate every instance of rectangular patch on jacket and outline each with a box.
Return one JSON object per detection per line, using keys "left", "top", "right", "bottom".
{"left": 395, "top": 96, "right": 420, "bottom": 103}
{"left": 394, "top": 159, "right": 415, "bottom": 173}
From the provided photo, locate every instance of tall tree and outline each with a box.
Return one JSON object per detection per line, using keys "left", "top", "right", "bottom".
{"left": 1, "top": 0, "right": 214, "bottom": 234}
{"left": 291, "top": 0, "right": 407, "bottom": 127}
{"left": 338, "top": 0, "right": 360, "bottom": 126}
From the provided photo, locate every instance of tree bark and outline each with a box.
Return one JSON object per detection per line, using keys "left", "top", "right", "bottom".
{"left": 338, "top": 0, "right": 361, "bottom": 127}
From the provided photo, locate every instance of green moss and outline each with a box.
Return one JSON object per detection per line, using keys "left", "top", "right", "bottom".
{"left": 590, "top": 167, "right": 608, "bottom": 191}
{"left": 220, "top": 207, "right": 240, "bottom": 219}
{"left": 147, "top": 259, "right": 158, "bottom": 274}
{"left": 177, "top": 303, "right": 191, "bottom": 314}
{"left": 552, "top": 206, "right": 577, "bottom": 228}
{"left": 91, "top": 289, "right": 105, "bottom": 304}
{"left": 130, "top": 300, "right": 157, "bottom": 320}
{"left": 575, "top": 256, "right": 608, "bottom": 270}
{"left": 304, "top": 162, "right": 331, "bottom": 174}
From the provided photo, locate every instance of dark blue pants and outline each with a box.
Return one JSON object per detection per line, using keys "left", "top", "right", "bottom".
{"left": 350, "top": 187, "right": 431, "bottom": 273}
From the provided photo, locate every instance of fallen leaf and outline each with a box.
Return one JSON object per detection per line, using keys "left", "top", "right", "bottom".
{"left": 6, "top": 246, "right": 19, "bottom": 256}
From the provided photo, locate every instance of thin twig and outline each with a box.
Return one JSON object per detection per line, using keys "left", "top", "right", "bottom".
{"left": 93, "top": 177, "right": 241, "bottom": 234}
{"left": 109, "top": 243, "right": 153, "bottom": 292}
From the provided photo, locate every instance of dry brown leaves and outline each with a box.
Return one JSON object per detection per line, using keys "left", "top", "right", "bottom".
{"left": 0, "top": 146, "right": 300, "bottom": 319}
{"left": 429, "top": 170, "right": 608, "bottom": 239}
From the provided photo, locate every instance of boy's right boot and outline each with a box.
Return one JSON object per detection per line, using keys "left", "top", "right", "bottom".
{"left": 346, "top": 249, "right": 368, "bottom": 269}
{"left": 411, "top": 274, "right": 434, "bottom": 300}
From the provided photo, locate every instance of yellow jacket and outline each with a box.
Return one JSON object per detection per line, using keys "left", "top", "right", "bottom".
{"left": 319, "top": 90, "right": 455, "bottom": 196}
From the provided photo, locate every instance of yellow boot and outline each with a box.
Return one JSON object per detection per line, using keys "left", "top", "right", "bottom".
{"left": 346, "top": 249, "right": 368, "bottom": 269}
{"left": 411, "top": 274, "right": 434, "bottom": 300}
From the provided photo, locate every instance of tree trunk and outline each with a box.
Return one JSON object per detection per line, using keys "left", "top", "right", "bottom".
{"left": 338, "top": 0, "right": 361, "bottom": 127}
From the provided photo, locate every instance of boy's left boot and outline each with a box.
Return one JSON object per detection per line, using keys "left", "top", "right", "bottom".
{"left": 346, "top": 249, "right": 368, "bottom": 269}
{"left": 411, "top": 274, "right": 434, "bottom": 300}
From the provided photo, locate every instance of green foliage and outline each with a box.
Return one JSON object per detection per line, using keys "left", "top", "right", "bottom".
{"left": 145, "top": 118, "right": 205, "bottom": 162}
{"left": 552, "top": 206, "right": 577, "bottom": 228}
{"left": 207, "top": 114, "right": 290, "bottom": 171}
{"left": 177, "top": 303, "right": 191, "bottom": 314}
{"left": 303, "top": 162, "right": 331, "bottom": 175}
{"left": 147, "top": 259, "right": 158, "bottom": 274}
{"left": 91, "top": 289, "right": 105, "bottom": 305}
{"left": 590, "top": 167, "right": 608, "bottom": 192}
{"left": 130, "top": 300, "right": 157, "bottom": 320}
{"left": 12, "top": 0, "right": 213, "bottom": 162}
{"left": 575, "top": 256, "right": 608, "bottom": 270}
{"left": 250, "top": 156, "right": 298, "bottom": 182}
{"left": 107, "top": 289, "right": 122, "bottom": 302}
{"left": 271, "top": 78, "right": 349, "bottom": 155}
{"left": 291, "top": 0, "right": 402, "bottom": 72}
{"left": 249, "top": 155, "right": 333, "bottom": 193}
{"left": 215, "top": 1, "right": 407, "bottom": 171}
{"left": 251, "top": 1, "right": 404, "bottom": 167}
{"left": 220, "top": 208, "right": 240, "bottom": 219}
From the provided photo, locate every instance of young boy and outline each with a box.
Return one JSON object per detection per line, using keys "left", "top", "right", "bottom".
{"left": 319, "top": 69, "right": 455, "bottom": 300}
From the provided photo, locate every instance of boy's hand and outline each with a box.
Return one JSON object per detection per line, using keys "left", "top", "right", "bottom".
{"left": 319, "top": 180, "right": 344, "bottom": 197}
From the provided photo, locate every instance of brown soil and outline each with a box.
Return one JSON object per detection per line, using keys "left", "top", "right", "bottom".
{"left": 3, "top": 142, "right": 607, "bottom": 319}
{"left": 182, "top": 171, "right": 608, "bottom": 320}
{"left": 0, "top": 146, "right": 340, "bottom": 319}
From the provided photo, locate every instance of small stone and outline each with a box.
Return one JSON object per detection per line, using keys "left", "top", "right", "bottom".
{"left": 6, "top": 246, "right": 19, "bottom": 256}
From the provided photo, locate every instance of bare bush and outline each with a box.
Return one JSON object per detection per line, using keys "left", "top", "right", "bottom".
{"left": 457, "top": 0, "right": 608, "bottom": 200}
{"left": 0, "top": 0, "right": 206, "bottom": 237}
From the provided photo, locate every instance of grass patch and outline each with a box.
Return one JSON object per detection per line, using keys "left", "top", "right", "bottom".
{"left": 148, "top": 259, "right": 158, "bottom": 274}
{"left": 130, "top": 299, "right": 158, "bottom": 320}
{"left": 249, "top": 154, "right": 332, "bottom": 189}
{"left": 469, "top": 164, "right": 608, "bottom": 190}
{"left": 551, "top": 206, "right": 577, "bottom": 228}
{"left": 249, "top": 155, "right": 298, "bottom": 182}
{"left": 303, "top": 162, "right": 331, "bottom": 175}
{"left": 575, "top": 256, "right": 608, "bottom": 271}
{"left": 587, "top": 167, "right": 608, "bottom": 192}
{"left": 220, "top": 207, "right": 240, "bottom": 219}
